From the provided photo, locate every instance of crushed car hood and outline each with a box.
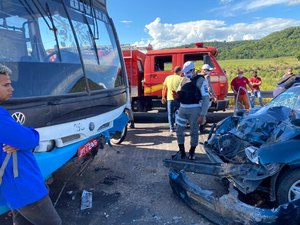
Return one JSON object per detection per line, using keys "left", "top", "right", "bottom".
{"left": 223, "top": 106, "right": 300, "bottom": 146}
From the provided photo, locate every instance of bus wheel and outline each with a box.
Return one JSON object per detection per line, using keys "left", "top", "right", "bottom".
{"left": 111, "top": 125, "right": 127, "bottom": 144}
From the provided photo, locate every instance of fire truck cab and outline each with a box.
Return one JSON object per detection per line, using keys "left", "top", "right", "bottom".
{"left": 123, "top": 43, "right": 229, "bottom": 112}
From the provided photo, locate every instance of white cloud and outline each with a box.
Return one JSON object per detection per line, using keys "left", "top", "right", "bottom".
{"left": 219, "top": 0, "right": 233, "bottom": 4}
{"left": 289, "top": 0, "right": 300, "bottom": 5}
{"left": 120, "top": 20, "right": 133, "bottom": 24}
{"left": 246, "top": 0, "right": 293, "bottom": 10}
{"left": 220, "top": 0, "right": 300, "bottom": 13}
{"left": 141, "top": 17, "right": 300, "bottom": 49}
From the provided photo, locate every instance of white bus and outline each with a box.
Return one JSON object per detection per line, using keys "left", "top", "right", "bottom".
{"left": 0, "top": 0, "right": 131, "bottom": 213}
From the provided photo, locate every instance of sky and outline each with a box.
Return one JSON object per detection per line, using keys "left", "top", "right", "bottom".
{"left": 106, "top": 0, "right": 300, "bottom": 49}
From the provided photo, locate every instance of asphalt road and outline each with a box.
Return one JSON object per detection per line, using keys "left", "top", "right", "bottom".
{"left": 0, "top": 110, "right": 232, "bottom": 225}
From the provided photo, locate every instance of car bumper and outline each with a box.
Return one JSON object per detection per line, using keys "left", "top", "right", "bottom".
{"left": 168, "top": 169, "right": 300, "bottom": 225}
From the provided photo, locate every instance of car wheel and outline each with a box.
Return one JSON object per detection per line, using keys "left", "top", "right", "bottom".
{"left": 276, "top": 169, "right": 300, "bottom": 205}
{"left": 110, "top": 125, "right": 127, "bottom": 145}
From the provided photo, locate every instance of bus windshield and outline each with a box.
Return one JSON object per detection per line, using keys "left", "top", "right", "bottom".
{"left": 0, "top": 0, "right": 124, "bottom": 98}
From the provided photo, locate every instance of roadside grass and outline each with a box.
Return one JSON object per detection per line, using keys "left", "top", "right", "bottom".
{"left": 219, "top": 56, "right": 300, "bottom": 91}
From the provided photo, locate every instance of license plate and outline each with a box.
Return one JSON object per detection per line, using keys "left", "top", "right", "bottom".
{"left": 77, "top": 138, "right": 98, "bottom": 159}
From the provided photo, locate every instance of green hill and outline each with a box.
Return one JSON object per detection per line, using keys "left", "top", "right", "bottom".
{"left": 169, "top": 26, "right": 300, "bottom": 92}
{"left": 182, "top": 26, "right": 300, "bottom": 60}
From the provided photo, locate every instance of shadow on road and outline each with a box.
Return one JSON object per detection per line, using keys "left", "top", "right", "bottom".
{"left": 133, "top": 110, "right": 233, "bottom": 124}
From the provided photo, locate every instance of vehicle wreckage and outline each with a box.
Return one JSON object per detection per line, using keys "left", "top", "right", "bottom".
{"left": 164, "top": 85, "right": 300, "bottom": 224}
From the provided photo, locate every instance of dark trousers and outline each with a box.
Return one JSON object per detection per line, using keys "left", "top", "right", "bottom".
{"left": 13, "top": 195, "right": 62, "bottom": 225}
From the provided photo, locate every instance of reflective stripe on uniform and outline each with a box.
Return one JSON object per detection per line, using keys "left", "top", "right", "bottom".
{"left": 175, "top": 112, "right": 188, "bottom": 127}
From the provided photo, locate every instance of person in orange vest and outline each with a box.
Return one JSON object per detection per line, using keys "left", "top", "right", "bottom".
{"left": 230, "top": 69, "right": 253, "bottom": 109}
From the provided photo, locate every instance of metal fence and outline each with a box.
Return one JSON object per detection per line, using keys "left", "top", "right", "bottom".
{"left": 227, "top": 91, "right": 273, "bottom": 98}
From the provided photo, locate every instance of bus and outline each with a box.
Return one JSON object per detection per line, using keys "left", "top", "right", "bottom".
{"left": 0, "top": 0, "right": 131, "bottom": 213}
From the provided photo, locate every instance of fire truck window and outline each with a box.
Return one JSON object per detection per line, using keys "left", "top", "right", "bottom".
{"left": 203, "top": 55, "right": 213, "bottom": 67}
{"left": 154, "top": 56, "right": 172, "bottom": 71}
{"left": 137, "top": 60, "right": 144, "bottom": 73}
{"left": 184, "top": 54, "right": 214, "bottom": 70}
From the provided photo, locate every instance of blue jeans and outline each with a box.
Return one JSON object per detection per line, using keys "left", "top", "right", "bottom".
{"left": 167, "top": 100, "right": 180, "bottom": 130}
{"left": 251, "top": 90, "right": 264, "bottom": 107}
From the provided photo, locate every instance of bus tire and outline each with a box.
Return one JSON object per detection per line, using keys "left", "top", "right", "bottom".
{"left": 110, "top": 125, "right": 127, "bottom": 145}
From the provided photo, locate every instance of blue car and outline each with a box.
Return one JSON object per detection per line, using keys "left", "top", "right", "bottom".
{"left": 204, "top": 85, "right": 300, "bottom": 206}
{"left": 164, "top": 85, "right": 300, "bottom": 224}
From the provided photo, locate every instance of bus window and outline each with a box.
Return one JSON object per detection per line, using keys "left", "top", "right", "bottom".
{"left": 0, "top": 0, "right": 86, "bottom": 98}
{"left": 39, "top": 6, "right": 80, "bottom": 64}
{"left": 0, "top": 0, "right": 125, "bottom": 99}
{"left": 94, "top": 21, "right": 124, "bottom": 89}
{"left": 66, "top": 6, "right": 123, "bottom": 91}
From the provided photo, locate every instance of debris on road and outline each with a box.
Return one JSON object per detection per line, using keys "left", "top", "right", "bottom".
{"left": 81, "top": 190, "right": 93, "bottom": 210}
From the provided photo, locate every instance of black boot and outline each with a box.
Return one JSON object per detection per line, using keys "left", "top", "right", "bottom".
{"left": 188, "top": 146, "right": 196, "bottom": 160}
{"left": 172, "top": 144, "right": 186, "bottom": 159}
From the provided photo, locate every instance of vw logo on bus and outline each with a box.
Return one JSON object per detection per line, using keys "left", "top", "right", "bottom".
{"left": 12, "top": 112, "right": 26, "bottom": 125}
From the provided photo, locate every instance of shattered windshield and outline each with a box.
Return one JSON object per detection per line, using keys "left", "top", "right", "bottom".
{"left": 233, "top": 86, "right": 300, "bottom": 144}
{"left": 266, "top": 86, "right": 300, "bottom": 111}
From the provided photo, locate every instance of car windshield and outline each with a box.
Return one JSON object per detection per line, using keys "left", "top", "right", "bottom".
{"left": 264, "top": 86, "right": 300, "bottom": 111}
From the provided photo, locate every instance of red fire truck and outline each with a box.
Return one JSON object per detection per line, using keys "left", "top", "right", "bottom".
{"left": 122, "top": 43, "right": 229, "bottom": 112}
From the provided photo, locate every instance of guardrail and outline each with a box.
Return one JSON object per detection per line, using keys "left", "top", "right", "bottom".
{"left": 227, "top": 91, "right": 273, "bottom": 98}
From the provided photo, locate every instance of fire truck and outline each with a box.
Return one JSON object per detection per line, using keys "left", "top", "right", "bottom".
{"left": 122, "top": 43, "right": 229, "bottom": 112}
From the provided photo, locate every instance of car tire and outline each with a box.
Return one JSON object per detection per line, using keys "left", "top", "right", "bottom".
{"left": 276, "top": 169, "right": 300, "bottom": 205}
{"left": 110, "top": 125, "right": 127, "bottom": 145}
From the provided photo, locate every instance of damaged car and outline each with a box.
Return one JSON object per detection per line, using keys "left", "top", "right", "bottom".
{"left": 164, "top": 85, "right": 300, "bottom": 224}
{"left": 206, "top": 86, "right": 300, "bottom": 206}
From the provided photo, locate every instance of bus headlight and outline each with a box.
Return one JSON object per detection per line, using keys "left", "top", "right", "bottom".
{"left": 34, "top": 140, "right": 56, "bottom": 153}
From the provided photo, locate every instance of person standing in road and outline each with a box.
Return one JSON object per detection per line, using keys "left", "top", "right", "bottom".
{"left": 249, "top": 71, "right": 264, "bottom": 107}
{"left": 173, "top": 61, "right": 210, "bottom": 160}
{"left": 0, "top": 64, "right": 62, "bottom": 225}
{"left": 202, "top": 64, "right": 217, "bottom": 103}
{"left": 161, "top": 66, "right": 182, "bottom": 132}
{"left": 230, "top": 69, "right": 253, "bottom": 110}
{"left": 199, "top": 64, "right": 216, "bottom": 133}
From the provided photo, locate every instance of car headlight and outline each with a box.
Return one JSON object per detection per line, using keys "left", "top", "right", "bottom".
{"left": 245, "top": 146, "right": 259, "bottom": 164}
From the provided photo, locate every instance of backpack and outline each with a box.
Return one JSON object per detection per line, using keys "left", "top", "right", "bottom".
{"left": 177, "top": 75, "right": 203, "bottom": 104}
